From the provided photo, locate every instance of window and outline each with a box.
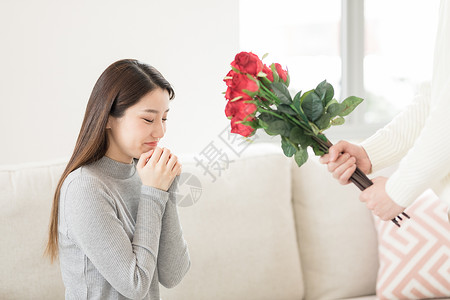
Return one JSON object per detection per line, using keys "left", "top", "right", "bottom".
{"left": 364, "top": 0, "right": 440, "bottom": 124}
{"left": 239, "top": 0, "right": 440, "bottom": 141}
{"left": 240, "top": 0, "right": 341, "bottom": 100}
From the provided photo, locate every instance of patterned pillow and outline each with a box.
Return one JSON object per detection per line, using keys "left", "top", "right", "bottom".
{"left": 374, "top": 189, "right": 450, "bottom": 300}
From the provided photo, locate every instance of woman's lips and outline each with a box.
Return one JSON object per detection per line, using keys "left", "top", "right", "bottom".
{"left": 144, "top": 142, "right": 158, "bottom": 147}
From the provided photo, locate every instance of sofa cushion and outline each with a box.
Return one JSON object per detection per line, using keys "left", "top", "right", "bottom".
{"left": 374, "top": 189, "right": 450, "bottom": 300}
{"left": 291, "top": 154, "right": 379, "bottom": 299}
{"left": 160, "top": 143, "right": 304, "bottom": 299}
{"left": 0, "top": 159, "right": 67, "bottom": 299}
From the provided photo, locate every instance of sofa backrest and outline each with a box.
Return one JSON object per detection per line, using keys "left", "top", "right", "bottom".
{"left": 0, "top": 159, "right": 67, "bottom": 299}
{"left": 0, "top": 143, "right": 304, "bottom": 299}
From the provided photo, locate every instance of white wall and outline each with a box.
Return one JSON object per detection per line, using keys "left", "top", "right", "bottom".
{"left": 0, "top": 0, "right": 239, "bottom": 165}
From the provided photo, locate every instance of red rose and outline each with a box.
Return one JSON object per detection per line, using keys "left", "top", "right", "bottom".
{"left": 225, "top": 100, "right": 257, "bottom": 120}
{"left": 262, "top": 64, "right": 274, "bottom": 82}
{"left": 224, "top": 72, "right": 259, "bottom": 100}
{"left": 231, "top": 52, "right": 263, "bottom": 76}
{"left": 230, "top": 116, "right": 255, "bottom": 137}
{"left": 223, "top": 70, "right": 235, "bottom": 87}
{"left": 274, "top": 63, "right": 288, "bottom": 82}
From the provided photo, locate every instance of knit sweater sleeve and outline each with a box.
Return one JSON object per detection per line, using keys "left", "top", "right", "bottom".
{"left": 383, "top": 81, "right": 450, "bottom": 207}
{"left": 63, "top": 175, "right": 169, "bottom": 300}
{"left": 157, "top": 175, "right": 191, "bottom": 288}
{"left": 360, "top": 1, "right": 450, "bottom": 208}
{"left": 359, "top": 85, "right": 431, "bottom": 174}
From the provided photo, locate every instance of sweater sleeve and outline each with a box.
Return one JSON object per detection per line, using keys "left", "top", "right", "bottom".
{"left": 384, "top": 80, "right": 450, "bottom": 207}
{"left": 157, "top": 175, "right": 191, "bottom": 288}
{"left": 63, "top": 175, "right": 169, "bottom": 300}
{"left": 360, "top": 1, "right": 450, "bottom": 208}
{"left": 359, "top": 85, "right": 431, "bottom": 174}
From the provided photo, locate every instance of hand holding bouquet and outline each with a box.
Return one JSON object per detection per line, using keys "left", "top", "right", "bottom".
{"left": 223, "top": 51, "right": 409, "bottom": 226}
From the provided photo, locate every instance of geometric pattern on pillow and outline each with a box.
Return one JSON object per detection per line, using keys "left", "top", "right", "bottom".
{"left": 374, "top": 189, "right": 450, "bottom": 300}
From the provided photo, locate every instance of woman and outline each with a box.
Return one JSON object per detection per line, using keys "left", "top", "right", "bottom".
{"left": 44, "top": 59, "right": 191, "bottom": 299}
{"left": 320, "top": 0, "right": 450, "bottom": 222}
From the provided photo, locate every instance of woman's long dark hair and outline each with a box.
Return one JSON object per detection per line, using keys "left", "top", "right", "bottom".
{"left": 44, "top": 59, "right": 175, "bottom": 263}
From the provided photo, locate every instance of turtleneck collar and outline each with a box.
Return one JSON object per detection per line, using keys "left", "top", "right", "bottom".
{"left": 93, "top": 156, "right": 137, "bottom": 179}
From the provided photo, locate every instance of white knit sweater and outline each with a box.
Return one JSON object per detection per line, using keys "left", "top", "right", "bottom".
{"left": 360, "top": 0, "right": 450, "bottom": 208}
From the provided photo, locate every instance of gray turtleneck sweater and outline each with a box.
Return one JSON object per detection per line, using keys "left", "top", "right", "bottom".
{"left": 58, "top": 156, "right": 190, "bottom": 300}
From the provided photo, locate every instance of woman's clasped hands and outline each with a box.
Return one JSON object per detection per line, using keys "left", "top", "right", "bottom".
{"left": 136, "top": 147, "right": 182, "bottom": 191}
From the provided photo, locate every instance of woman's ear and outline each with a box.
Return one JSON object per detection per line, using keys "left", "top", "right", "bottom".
{"left": 106, "top": 116, "right": 113, "bottom": 129}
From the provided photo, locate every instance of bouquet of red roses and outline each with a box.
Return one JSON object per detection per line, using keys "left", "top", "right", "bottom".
{"left": 224, "top": 52, "right": 363, "bottom": 168}
{"left": 223, "top": 51, "right": 409, "bottom": 226}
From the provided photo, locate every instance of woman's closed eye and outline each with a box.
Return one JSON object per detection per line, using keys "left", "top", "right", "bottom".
{"left": 143, "top": 118, "right": 167, "bottom": 123}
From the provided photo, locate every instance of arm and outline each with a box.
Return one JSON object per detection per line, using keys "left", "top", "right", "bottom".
{"left": 359, "top": 85, "right": 431, "bottom": 173}
{"left": 64, "top": 176, "right": 168, "bottom": 300}
{"left": 367, "top": 0, "right": 450, "bottom": 208}
{"left": 320, "top": 85, "right": 431, "bottom": 184}
{"left": 384, "top": 80, "right": 450, "bottom": 207}
{"left": 157, "top": 175, "right": 191, "bottom": 288}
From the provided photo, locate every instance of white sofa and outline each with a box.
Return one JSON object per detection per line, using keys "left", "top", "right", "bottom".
{"left": 1, "top": 143, "right": 382, "bottom": 299}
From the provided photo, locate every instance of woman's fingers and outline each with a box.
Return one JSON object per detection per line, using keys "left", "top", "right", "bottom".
{"left": 146, "top": 147, "right": 163, "bottom": 166}
{"left": 156, "top": 148, "right": 171, "bottom": 165}
{"left": 176, "top": 163, "right": 182, "bottom": 175}
{"left": 137, "top": 149, "right": 154, "bottom": 169}
{"left": 166, "top": 153, "right": 178, "bottom": 171}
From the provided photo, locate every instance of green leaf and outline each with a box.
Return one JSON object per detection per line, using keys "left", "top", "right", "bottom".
{"left": 262, "top": 53, "right": 269, "bottom": 60}
{"left": 289, "top": 126, "right": 313, "bottom": 149}
{"left": 325, "top": 98, "right": 338, "bottom": 109}
{"left": 281, "top": 137, "right": 297, "bottom": 157}
{"left": 327, "top": 103, "right": 344, "bottom": 118}
{"left": 271, "top": 82, "right": 292, "bottom": 104}
{"left": 277, "top": 104, "right": 297, "bottom": 116}
{"left": 258, "top": 119, "right": 269, "bottom": 130}
{"left": 289, "top": 126, "right": 303, "bottom": 143}
{"left": 285, "top": 71, "right": 290, "bottom": 87}
{"left": 339, "top": 96, "right": 363, "bottom": 117}
{"left": 301, "top": 92, "right": 324, "bottom": 122}
{"left": 331, "top": 116, "right": 345, "bottom": 126}
{"left": 315, "top": 80, "right": 334, "bottom": 106}
{"left": 291, "top": 91, "right": 310, "bottom": 126}
{"left": 240, "top": 119, "right": 261, "bottom": 129}
{"left": 292, "top": 91, "right": 302, "bottom": 112}
{"left": 259, "top": 112, "right": 279, "bottom": 135}
{"left": 315, "top": 113, "right": 332, "bottom": 130}
{"left": 294, "top": 147, "right": 309, "bottom": 167}
{"left": 264, "top": 119, "right": 292, "bottom": 136}
{"left": 263, "top": 128, "right": 278, "bottom": 136}
{"left": 300, "top": 90, "right": 313, "bottom": 104}
{"left": 259, "top": 112, "right": 278, "bottom": 123}
{"left": 312, "top": 144, "right": 325, "bottom": 156}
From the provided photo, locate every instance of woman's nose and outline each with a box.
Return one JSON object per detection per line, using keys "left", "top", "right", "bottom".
{"left": 152, "top": 120, "right": 165, "bottom": 139}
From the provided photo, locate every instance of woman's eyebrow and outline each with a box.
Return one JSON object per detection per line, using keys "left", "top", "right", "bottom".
{"left": 141, "top": 108, "right": 170, "bottom": 113}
